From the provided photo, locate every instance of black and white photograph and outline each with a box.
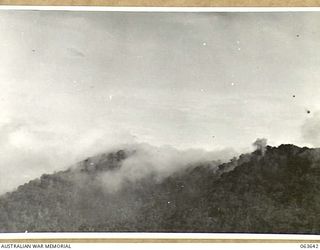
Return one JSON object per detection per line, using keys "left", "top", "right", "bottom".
{"left": 0, "top": 8, "right": 320, "bottom": 234}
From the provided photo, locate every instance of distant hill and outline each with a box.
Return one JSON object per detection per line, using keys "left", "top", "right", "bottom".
{"left": 0, "top": 144, "right": 320, "bottom": 233}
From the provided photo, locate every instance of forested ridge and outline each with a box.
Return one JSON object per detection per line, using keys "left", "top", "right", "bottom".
{"left": 0, "top": 144, "right": 319, "bottom": 233}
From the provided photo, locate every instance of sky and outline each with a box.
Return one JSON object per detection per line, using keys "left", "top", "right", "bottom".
{"left": 0, "top": 10, "right": 320, "bottom": 193}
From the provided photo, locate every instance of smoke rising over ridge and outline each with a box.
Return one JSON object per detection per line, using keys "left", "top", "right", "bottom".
{"left": 253, "top": 138, "right": 267, "bottom": 155}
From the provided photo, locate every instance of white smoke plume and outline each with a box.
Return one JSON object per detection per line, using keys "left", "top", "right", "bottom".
{"left": 252, "top": 138, "right": 268, "bottom": 155}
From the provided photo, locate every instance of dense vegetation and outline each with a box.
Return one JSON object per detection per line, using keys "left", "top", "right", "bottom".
{"left": 0, "top": 144, "right": 319, "bottom": 233}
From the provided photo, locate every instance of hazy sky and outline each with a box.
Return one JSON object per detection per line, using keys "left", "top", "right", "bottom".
{"left": 0, "top": 10, "right": 320, "bottom": 193}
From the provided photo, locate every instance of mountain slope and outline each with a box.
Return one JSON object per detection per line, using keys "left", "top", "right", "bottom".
{"left": 0, "top": 144, "right": 319, "bottom": 233}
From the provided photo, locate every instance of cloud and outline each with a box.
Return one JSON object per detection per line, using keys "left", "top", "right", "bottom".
{"left": 0, "top": 119, "right": 136, "bottom": 194}
{"left": 97, "top": 143, "right": 237, "bottom": 193}
{"left": 0, "top": 117, "right": 236, "bottom": 195}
